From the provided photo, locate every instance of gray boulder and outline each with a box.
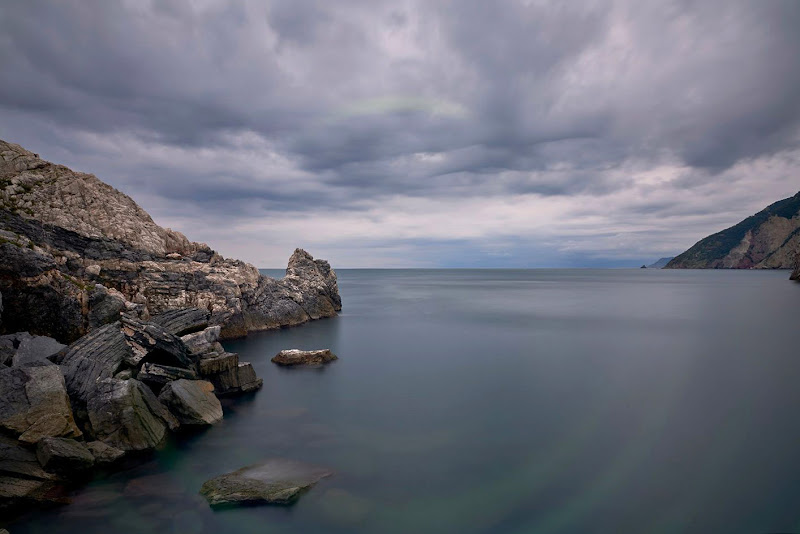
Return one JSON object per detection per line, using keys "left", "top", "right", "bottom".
{"left": 11, "top": 334, "right": 65, "bottom": 367}
{"left": 86, "top": 378, "right": 178, "bottom": 452}
{"left": 86, "top": 440, "right": 125, "bottom": 465}
{"left": 181, "top": 326, "right": 223, "bottom": 357}
{"left": 272, "top": 349, "right": 338, "bottom": 366}
{"left": 237, "top": 363, "right": 263, "bottom": 393}
{"left": 36, "top": 437, "right": 95, "bottom": 475}
{"left": 198, "top": 351, "right": 238, "bottom": 375}
{"left": 199, "top": 458, "right": 332, "bottom": 507}
{"left": 0, "top": 365, "right": 81, "bottom": 444}
{"left": 158, "top": 379, "right": 223, "bottom": 426}
{"left": 204, "top": 359, "right": 262, "bottom": 396}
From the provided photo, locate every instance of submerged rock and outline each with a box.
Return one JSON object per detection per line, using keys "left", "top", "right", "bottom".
{"left": 158, "top": 379, "right": 222, "bottom": 426}
{"left": 0, "top": 435, "right": 64, "bottom": 509}
{"left": 199, "top": 458, "right": 332, "bottom": 506}
{"left": 0, "top": 365, "right": 81, "bottom": 444}
{"left": 271, "top": 349, "right": 338, "bottom": 366}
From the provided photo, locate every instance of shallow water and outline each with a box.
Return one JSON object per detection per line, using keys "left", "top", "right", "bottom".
{"left": 9, "top": 269, "right": 800, "bottom": 534}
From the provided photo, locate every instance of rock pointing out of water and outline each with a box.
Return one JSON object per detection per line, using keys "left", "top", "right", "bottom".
{"left": 271, "top": 349, "right": 338, "bottom": 366}
{"left": 158, "top": 379, "right": 222, "bottom": 426}
{"left": 199, "top": 459, "right": 333, "bottom": 507}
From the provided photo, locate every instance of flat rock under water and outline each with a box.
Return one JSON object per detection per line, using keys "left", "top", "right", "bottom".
{"left": 199, "top": 458, "right": 332, "bottom": 507}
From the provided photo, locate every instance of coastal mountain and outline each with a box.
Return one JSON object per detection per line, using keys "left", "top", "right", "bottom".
{"left": 665, "top": 192, "right": 800, "bottom": 270}
{"left": 0, "top": 139, "right": 341, "bottom": 342}
{"left": 647, "top": 257, "right": 674, "bottom": 269}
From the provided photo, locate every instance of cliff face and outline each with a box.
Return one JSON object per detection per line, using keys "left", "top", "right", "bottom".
{"left": 0, "top": 140, "right": 341, "bottom": 342}
{"left": 665, "top": 192, "right": 800, "bottom": 270}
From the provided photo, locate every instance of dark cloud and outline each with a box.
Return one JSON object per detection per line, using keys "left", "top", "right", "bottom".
{"left": 0, "top": 0, "right": 798, "bottom": 266}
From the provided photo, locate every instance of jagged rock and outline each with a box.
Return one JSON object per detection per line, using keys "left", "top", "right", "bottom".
{"left": 36, "top": 437, "right": 94, "bottom": 475}
{"left": 0, "top": 140, "right": 341, "bottom": 344}
{"left": 199, "top": 459, "right": 333, "bottom": 507}
{"left": 120, "top": 315, "right": 194, "bottom": 370}
{"left": 151, "top": 307, "right": 210, "bottom": 336}
{"left": 237, "top": 363, "right": 263, "bottom": 393}
{"left": 88, "top": 284, "right": 127, "bottom": 329}
{"left": 86, "top": 378, "right": 178, "bottom": 452}
{"left": 0, "top": 435, "right": 64, "bottom": 509}
{"left": 0, "top": 365, "right": 81, "bottom": 444}
{"left": 284, "top": 249, "right": 342, "bottom": 318}
{"left": 11, "top": 334, "right": 64, "bottom": 367}
{"left": 271, "top": 349, "right": 338, "bottom": 366}
{"left": 158, "top": 379, "right": 223, "bottom": 426}
{"left": 181, "top": 326, "right": 223, "bottom": 357}
{"left": 58, "top": 322, "right": 130, "bottom": 419}
{"left": 198, "top": 352, "right": 238, "bottom": 375}
{"left": 85, "top": 441, "right": 125, "bottom": 465}
{"left": 138, "top": 362, "right": 198, "bottom": 392}
{"left": 205, "top": 360, "right": 262, "bottom": 396}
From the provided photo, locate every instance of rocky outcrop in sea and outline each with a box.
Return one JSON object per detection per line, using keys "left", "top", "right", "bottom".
{"left": 0, "top": 138, "right": 343, "bottom": 518}
{"left": 0, "top": 139, "right": 341, "bottom": 343}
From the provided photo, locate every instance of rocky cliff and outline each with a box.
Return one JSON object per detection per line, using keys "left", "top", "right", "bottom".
{"left": 665, "top": 192, "right": 800, "bottom": 270}
{"left": 0, "top": 139, "right": 341, "bottom": 343}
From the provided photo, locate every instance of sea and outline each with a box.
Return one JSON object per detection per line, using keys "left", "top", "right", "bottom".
{"left": 9, "top": 269, "right": 800, "bottom": 534}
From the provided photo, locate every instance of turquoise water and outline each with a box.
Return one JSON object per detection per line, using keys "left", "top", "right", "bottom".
{"left": 9, "top": 269, "right": 800, "bottom": 533}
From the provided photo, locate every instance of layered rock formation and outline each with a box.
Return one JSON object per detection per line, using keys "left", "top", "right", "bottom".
{"left": 666, "top": 192, "right": 800, "bottom": 270}
{"left": 0, "top": 139, "right": 341, "bottom": 343}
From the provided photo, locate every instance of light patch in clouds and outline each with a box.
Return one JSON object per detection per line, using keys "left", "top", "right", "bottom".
{"left": 329, "top": 96, "right": 469, "bottom": 121}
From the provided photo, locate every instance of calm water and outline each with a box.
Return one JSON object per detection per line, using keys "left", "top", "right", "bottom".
{"left": 9, "top": 269, "right": 800, "bottom": 534}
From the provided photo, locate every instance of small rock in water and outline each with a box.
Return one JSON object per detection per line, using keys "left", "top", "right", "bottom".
{"left": 199, "top": 458, "right": 332, "bottom": 506}
{"left": 86, "top": 441, "right": 126, "bottom": 465}
{"left": 271, "top": 349, "right": 338, "bottom": 366}
{"left": 158, "top": 379, "right": 223, "bottom": 426}
{"left": 35, "top": 437, "right": 95, "bottom": 475}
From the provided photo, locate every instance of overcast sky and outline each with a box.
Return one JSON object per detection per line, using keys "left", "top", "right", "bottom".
{"left": 1, "top": 1, "right": 799, "bottom": 267}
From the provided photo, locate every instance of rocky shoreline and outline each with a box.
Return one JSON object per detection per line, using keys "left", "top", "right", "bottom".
{"left": 0, "top": 139, "right": 341, "bottom": 343}
{"left": 0, "top": 307, "right": 264, "bottom": 518}
{"left": 0, "top": 139, "right": 343, "bottom": 525}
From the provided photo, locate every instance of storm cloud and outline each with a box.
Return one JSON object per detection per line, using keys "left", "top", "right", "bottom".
{"left": 1, "top": 0, "right": 798, "bottom": 267}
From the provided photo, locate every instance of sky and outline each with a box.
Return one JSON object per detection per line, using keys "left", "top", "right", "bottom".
{"left": 1, "top": 0, "right": 799, "bottom": 268}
